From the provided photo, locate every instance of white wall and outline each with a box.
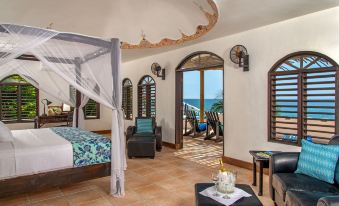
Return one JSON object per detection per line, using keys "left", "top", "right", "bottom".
{"left": 121, "top": 7, "right": 339, "bottom": 162}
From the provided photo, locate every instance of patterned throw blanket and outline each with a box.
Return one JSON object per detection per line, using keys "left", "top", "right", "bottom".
{"left": 50, "top": 127, "right": 111, "bottom": 167}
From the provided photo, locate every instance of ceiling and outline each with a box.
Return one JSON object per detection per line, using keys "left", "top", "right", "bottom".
{"left": 0, "top": 0, "right": 338, "bottom": 62}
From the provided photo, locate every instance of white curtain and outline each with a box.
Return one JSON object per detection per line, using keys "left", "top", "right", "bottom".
{"left": 0, "top": 24, "right": 126, "bottom": 197}
{"left": 72, "top": 94, "right": 89, "bottom": 129}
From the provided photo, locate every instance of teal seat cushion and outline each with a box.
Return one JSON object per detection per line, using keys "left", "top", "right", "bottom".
{"left": 295, "top": 139, "right": 339, "bottom": 184}
{"left": 136, "top": 118, "right": 153, "bottom": 134}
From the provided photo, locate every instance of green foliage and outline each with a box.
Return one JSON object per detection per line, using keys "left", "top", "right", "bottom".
{"left": 211, "top": 90, "right": 224, "bottom": 113}
{"left": 84, "top": 99, "right": 98, "bottom": 118}
{"left": 211, "top": 99, "right": 223, "bottom": 113}
{"left": 1, "top": 75, "right": 37, "bottom": 121}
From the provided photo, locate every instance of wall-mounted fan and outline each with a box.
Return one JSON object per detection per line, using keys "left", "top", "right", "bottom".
{"left": 230, "top": 45, "right": 249, "bottom": 71}
{"left": 151, "top": 62, "right": 165, "bottom": 80}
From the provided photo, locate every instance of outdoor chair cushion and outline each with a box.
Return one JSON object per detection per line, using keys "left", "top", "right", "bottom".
{"left": 198, "top": 123, "right": 207, "bottom": 131}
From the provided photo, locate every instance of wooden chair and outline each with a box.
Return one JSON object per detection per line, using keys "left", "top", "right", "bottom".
{"left": 184, "top": 110, "right": 206, "bottom": 137}
{"left": 205, "top": 111, "right": 223, "bottom": 142}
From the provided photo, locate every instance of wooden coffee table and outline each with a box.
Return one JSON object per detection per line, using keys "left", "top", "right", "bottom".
{"left": 195, "top": 183, "right": 263, "bottom": 206}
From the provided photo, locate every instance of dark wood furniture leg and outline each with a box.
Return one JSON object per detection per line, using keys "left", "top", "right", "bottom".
{"left": 252, "top": 157, "right": 257, "bottom": 186}
{"left": 259, "top": 161, "right": 263, "bottom": 196}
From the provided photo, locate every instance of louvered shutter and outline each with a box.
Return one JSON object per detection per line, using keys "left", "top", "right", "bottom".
{"left": 0, "top": 85, "right": 18, "bottom": 121}
{"left": 270, "top": 73, "right": 299, "bottom": 143}
{"left": 20, "top": 85, "right": 38, "bottom": 120}
{"left": 138, "top": 76, "right": 156, "bottom": 118}
{"left": 122, "top": 79, "right": 133, "bottom": 120}
{"left": 84, "top": 99, "right": 100, "bottom": 119}
{"left": 302, "top": 64, "right": 336, "bottom": 143}
{"left": 269, "top": 52, "right": 338, "bottom": 145}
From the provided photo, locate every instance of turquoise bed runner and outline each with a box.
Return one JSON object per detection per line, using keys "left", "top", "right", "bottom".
{"left": 50, "top": 127, "right": 111, "bottom": 167}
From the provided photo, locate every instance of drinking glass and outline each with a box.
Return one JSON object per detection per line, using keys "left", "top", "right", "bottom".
{"left": 211, "top": 172, "right": 220, "bottom": 197}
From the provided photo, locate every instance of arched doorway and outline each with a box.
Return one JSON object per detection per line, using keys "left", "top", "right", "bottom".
{"left": 175, "top": 51, "right": 224, "bottom": 149}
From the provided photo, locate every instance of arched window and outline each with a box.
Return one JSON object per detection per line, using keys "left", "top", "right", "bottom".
{"left": 70, "top": 85, "right": 100, "bottom": 119}
{"left": 0, "top": 74, "right": 39, "bottom": 122}
{"left": 269, "top": 51, "right": 339, "bottom": 145}
{"left": 84, "top": 99, "right": 100, "bottom": 119}
{"left": 138, "top": 75, "right": 156, "bottom": 117}
{"left": 122, "top": 78, "right": 133, "bottom": 120}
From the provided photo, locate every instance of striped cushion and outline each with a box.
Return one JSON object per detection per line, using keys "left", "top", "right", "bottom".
{"left": 136, "top": 118, "right": 153, "bottom": 134}
{"left": 295, "top": 139, "right": 339, "bottom": 184}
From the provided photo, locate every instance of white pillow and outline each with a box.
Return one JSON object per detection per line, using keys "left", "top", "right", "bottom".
{"left": 0, "top": 121, "right": 13, "bottom": 142}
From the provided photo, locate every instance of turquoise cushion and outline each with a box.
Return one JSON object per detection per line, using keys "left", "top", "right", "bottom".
{"left": 295, "top": 140, "right": 339, "bottom": 184}
{"left": 136, "top": 118, "right": 153, "bottom": 134}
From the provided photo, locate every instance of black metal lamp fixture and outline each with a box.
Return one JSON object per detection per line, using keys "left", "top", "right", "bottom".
{"left": 151, "top": 62, "right": 165, "bottom": 80}
{"left": 230, "top": 45, "right": 249, "bottom": 71}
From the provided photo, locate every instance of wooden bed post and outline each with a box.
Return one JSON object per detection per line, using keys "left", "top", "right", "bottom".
{"left": 75, "top": 57, "right": 81, "bottom": 128}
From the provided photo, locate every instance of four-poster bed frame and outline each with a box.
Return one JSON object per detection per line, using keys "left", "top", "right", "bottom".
{"left": 0, "top": 25, "right": 119, "bottom": 198}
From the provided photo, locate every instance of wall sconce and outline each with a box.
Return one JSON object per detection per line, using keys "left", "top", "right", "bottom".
{"left": 151, "top": 62, "right": 165, "bottom": 80}
{"left": 230, "top": 45, "right": 249, "bottom": 71}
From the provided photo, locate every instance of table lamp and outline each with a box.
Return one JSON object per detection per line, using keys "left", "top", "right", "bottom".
{"left": 62, "top": 103, "right": 71, "bottom": 112}
{"left": 41, "top": 99, "right": 52, "bottom": 116}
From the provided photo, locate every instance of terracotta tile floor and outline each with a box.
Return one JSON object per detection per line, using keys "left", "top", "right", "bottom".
{"left": 0, "top": 137, "right": 274, "bottom": 206}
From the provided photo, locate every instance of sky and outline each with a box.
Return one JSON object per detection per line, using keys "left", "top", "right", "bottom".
{"left": 183, "top": 70, "right": 223, "bottom": 99}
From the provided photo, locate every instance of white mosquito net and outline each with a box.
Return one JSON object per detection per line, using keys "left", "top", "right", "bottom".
{"left": 0, "top": 24, "right": 126, "bottom": 197}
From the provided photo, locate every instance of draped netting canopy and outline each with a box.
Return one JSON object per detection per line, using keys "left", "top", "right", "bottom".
{"left": 0, "top": 24, "right": 126, "bottom": 197}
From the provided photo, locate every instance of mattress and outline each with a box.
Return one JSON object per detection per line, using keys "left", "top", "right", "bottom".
{"left": 0, "top": 128, "right": 73, "bottom": 179}
{"left": 0, "top": 127, "right": 111, "bottom": 180}
{"left": 0, "top": 142, "right": 15, "bottom": 179}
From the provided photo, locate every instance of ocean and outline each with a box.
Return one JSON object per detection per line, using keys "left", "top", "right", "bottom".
{"left": 276, "top": 101, "right": 334, "bottom": 120}
{"left": 184, "top": 99, "right": 222, "bottom": 111}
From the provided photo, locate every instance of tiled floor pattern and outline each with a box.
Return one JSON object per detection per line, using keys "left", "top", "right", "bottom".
{"left": 0, "top": 140, "right": 274, "bottom": 206}
{"left": 174, "top": 136, "right": 223, "bottom": 168}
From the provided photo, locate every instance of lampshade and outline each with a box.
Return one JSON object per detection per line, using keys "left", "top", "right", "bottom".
{"left": 62, "top": 103, "right": 71, "bottom": 112}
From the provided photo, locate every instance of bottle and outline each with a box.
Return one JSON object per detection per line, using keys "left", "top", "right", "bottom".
{"left": 219, "top": 158, "right": 226, "bottom": 172}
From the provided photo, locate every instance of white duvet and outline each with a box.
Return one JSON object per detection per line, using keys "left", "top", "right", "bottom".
{"left": 0, "top": 128, "right": 73, "bottom": 180}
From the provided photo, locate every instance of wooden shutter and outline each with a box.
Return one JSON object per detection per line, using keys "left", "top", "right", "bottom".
{"left": 150, "top": 84, "right": 156, "bottom": 117}
{"left": 122, "top": 79, "right": 133, "bottom": 120}
{"left": 84, "top": 99, "right": 100, "bottom": 119}
{"left": 20, "top": 85, "right": 38, "bottom": 120}
{"left": 269, "top": 52, "right": 338, "bottom": 145}
{"left": 302, "top": 63, "right": 337, "bottom": 143}
{"left": 270, "top": 73, "right": 299, "bottom": 143}
{"left": 0, "top": 85, "right": 18, "bottom": 121}
{"left": 138, "top": 76, "right": 156, "bottom": 118}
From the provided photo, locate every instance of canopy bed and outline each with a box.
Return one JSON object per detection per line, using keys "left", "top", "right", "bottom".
{"left": 0, "top": 24, "right": 126, "bottom": 197}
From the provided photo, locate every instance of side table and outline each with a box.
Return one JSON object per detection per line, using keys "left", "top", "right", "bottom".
{"left": 249, "top": 150, "right": 280, "bottom": 196}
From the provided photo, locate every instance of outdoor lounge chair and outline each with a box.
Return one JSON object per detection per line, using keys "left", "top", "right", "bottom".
{"left": 205, "top": 111, "right": 223, "bottom": 142}
{"left": 126, "top": 117, "right": 162, "bottom": 158}
{"left": 184, "top": 110, "right": 207, "bottom": 137}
